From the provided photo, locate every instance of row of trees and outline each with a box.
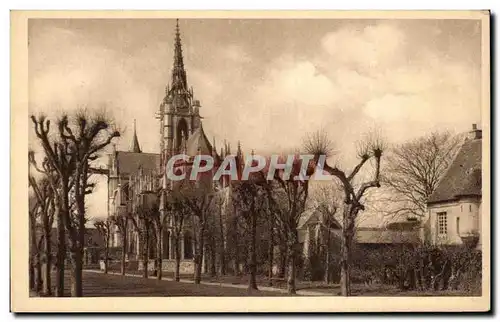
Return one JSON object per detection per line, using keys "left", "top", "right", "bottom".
{"left": 28, "top": 111, "right": 120, "bottom": 297}
{"left": 29, "top": 109, "right": 467, "bottom": 297}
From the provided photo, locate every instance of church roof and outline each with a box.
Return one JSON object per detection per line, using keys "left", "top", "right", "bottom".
{"left": 115, "top": 151, "right": 160, "bottom": 176}
{"left": 186, "top": 124, "right": 213, "bottom": 156}
{"left": 428, "top": 136, "right": 482, "bottom": 204}
{"left": 298, "top": 208, "right": 341, "bottom": 230}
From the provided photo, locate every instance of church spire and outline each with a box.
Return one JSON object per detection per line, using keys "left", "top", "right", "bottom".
{"left": 131, "top": 119, "right": 142, "bottom": 153}
{"left": 171, "top": 19, "right": 188, "bottom": 93}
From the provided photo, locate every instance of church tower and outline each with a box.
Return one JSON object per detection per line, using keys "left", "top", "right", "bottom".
{"left": 156, "top": 19, "right": 202, "bottom": 168}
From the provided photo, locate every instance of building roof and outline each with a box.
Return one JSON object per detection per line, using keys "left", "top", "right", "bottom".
{"left": 116, "top": 151, "right": 160, "bottom": 176}
{"left": 298, "top": 208, "right": 342, "bottom": 230}
{"left": 186, "top": 124, "right": 213, "bottom": 156}
{"left": 428, "top": 137, "right": 482, "bottom": 204}
{"left": 355, "top": 227, "right": 420, "bottom": 244}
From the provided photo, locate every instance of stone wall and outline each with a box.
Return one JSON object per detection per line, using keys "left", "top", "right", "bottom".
{"left": 99, "top": 259, "right": 195, "bottom": 274}
{"left": 137, "top": 259, "right": 195, "bottom": 274}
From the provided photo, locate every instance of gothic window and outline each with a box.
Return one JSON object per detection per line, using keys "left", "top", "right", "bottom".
{"left": 437, "top": 212, "right": 447, "bottom": 236}
{"left": 456, "top": 217, "right": 460, "bottom": 235}
{"left": 176, "top": 118, "right": 189, "bottom": 152}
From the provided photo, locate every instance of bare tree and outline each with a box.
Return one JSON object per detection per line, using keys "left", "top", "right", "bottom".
{"left": 110, "top": 214, "right": 129, "bottom": 275}
{"left": 30, "top": 115, "right": 75, "bottom": 297}
{"left": 232, "top": 180, "right": 266, "bottom": 291}
{"left": 28, "top": 190, "right": 43, "bottom": 293}
{"left": 129, "top": 203, "right": 155, "bottom": 279}
{"left": 31, "top": 110, "right": 120, "bottom": 297}
{"left": 176, "top": 180, "right": 216, "bottom": 284}
{"left": 93, "top": 218, "right": 112, "bottom": 274}
{"left": 28, "top": 174, "right": 57, "bottom": 295}
{"left": 304, "top": 130, "right": 385, "bottom": 296}
{"left": 381, "top": 131, "right": 462, "bottom": 220}
{"left": 166, "top": 188, "right": 191, "bottom": 281}
{"left": 150, "top": 207, "right": 168, "bottom": 280}
{"left": 310, "top": 182, "right": 343, "bottom": 284}
{"left": 262, "top": 156, "right": 315, "bottom": 295}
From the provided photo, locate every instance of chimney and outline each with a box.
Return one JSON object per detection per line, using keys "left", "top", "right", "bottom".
{"left": 468, "top": 123, "right": 482, "bottom": 140}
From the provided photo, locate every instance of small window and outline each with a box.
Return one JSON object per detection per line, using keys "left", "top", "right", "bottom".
{"left": 469, "top": 205, "right": 472, "bottom": 212}
{"left": 461, "top": 205, "right": 463, "bottom": 212}
{"left": 456, "top": 217, "right": 460, "bottom": 235}
{"left": 437, "top": 212, "right": 447, "bottom": 235}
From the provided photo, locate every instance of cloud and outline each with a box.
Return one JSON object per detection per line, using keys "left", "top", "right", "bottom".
{"left": 321, "top": 23, "right": 407, "bottom": 72}
{"left": 220, "top": 45, "right": 251, "bottom": 64}
{"left": 28, "top": 20, "right": 482, "bottom": 222}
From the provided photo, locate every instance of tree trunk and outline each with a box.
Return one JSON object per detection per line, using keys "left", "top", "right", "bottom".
{"left": 324, "top": 231, "right": 331, "bottom": 284}
{"left": 278, "top": 233, "right": 287, "bottom": 278}
{"left": 287, "top": 229, "right": 298, "bottom": 294}
{"left": 194, "top": 228, "right": 205, "bottom": 284}
{"left": 232, "top": 217, "right": 240, "bottom": 276}
{"left": 29, "top": 213, "right": 38, "bottom": 293}
{"left": 142, "top": 231, "right": 149, "bottom": 279}
{"left": 156, "top": 228, "right": 163, "bottom": 280}
{"left": 69, "top": 248, "right": 83, "bottom": 297}
{"left": 35, "top": 254, "right": 42, "bottom": 293}
{"left": 219, "top": 207, "right": 226, "bottom": 276}
{"left": 209, "top": 237, "right": 217, "bottom": 277}
{"left": 103, "top": 241, "right": 109, "bottom": 274}
{"left": 121, "top": 232, "right": 127, "bottom": 276}
{"left": 268, "top": 225, "right": 274, "bottom": 287}
{"left": 248, "top": 213, "right": 258, "bottom": 291}
{"left": 29, "top": 261, "right": 34, "bottom": 291}
{"left": 42, "top": 226, "right": 52, "bottom": 295}
{"left": 174, "top": 236, "right": 181, "bottom": 282}
{"left": 203, "top": 244, "right": 209, "bottom": 275}
{"left": 55, "top": 210, "right": 66, "bottom": 297}
{"left": 340, "top": 230, "right": 352, "bottom": 296}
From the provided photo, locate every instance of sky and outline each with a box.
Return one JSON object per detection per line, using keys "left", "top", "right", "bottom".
{"left": 28, "top": 18, "right": 483, "bottom": 222}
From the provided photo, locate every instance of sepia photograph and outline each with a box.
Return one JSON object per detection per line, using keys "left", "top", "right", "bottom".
{"left": 11, "top": 10, "right": 490, "bottom": 312}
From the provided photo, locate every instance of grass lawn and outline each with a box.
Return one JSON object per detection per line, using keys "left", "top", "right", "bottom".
{"left": 32, "top": 270, "right": 291, "bottom": 297}
{"left": 105, "top": 268, "right": 480, "bottom": 296}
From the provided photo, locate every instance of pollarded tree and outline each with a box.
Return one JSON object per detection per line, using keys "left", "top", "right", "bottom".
{"left": 304, "top": 130, "right": 385, "bottom": 296}
{"left": 28, "top": 173, "right": 57, "bottom": 295}
{"left": 166, "top": 187, "right": 191, "bottom": 282}
{"left": 310, "top": 182, "right": 343, "bottom": 284}
{"left": 28, "top": 189, "right": 42, "bottom": 293}
{"left": 262, "top": 155, "right": 316, "bottom": 295}
{"left": 32, "top": 110, "right": 120, "bottom": 297}
{"left": 232, "top": 180, "right": 267, "bottom": 291}
{"left": 62, "top": 111, "right": 119, "bottom": 297}
{"left": 150, "top": 194, "right": 169, "bottom": 281}
{"left": 129, "top": 202, "right": 156, "bottom": 279}
{"left": 110, "top": 214, "right": 129, "bottom": 275}
{"left": 176, "top": 180, "right": 217, "bottom": 284}
{"left": 30, "top": 115, "right": 76, "bottom": 297}
{"left": 93, "top": 218, "right": 112, "bottom": 274}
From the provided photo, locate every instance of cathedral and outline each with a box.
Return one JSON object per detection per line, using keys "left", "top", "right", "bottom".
{"left": 107, "top": 20, "right": 239, "bottom": 273}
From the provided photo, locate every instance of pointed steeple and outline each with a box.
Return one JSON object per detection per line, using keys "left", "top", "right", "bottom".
{"left": 236, "top": 141, "right": 242, "bottom": 158}
{"left": 131, "top": 119, "right": 142, "bottom": 153}
{"left": 171, "top": 19, "right": 188, "bottom": 94}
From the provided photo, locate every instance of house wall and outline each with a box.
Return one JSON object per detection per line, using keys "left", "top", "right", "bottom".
{"left": 428, "top": 197, "right": 481, "bottom": 245}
